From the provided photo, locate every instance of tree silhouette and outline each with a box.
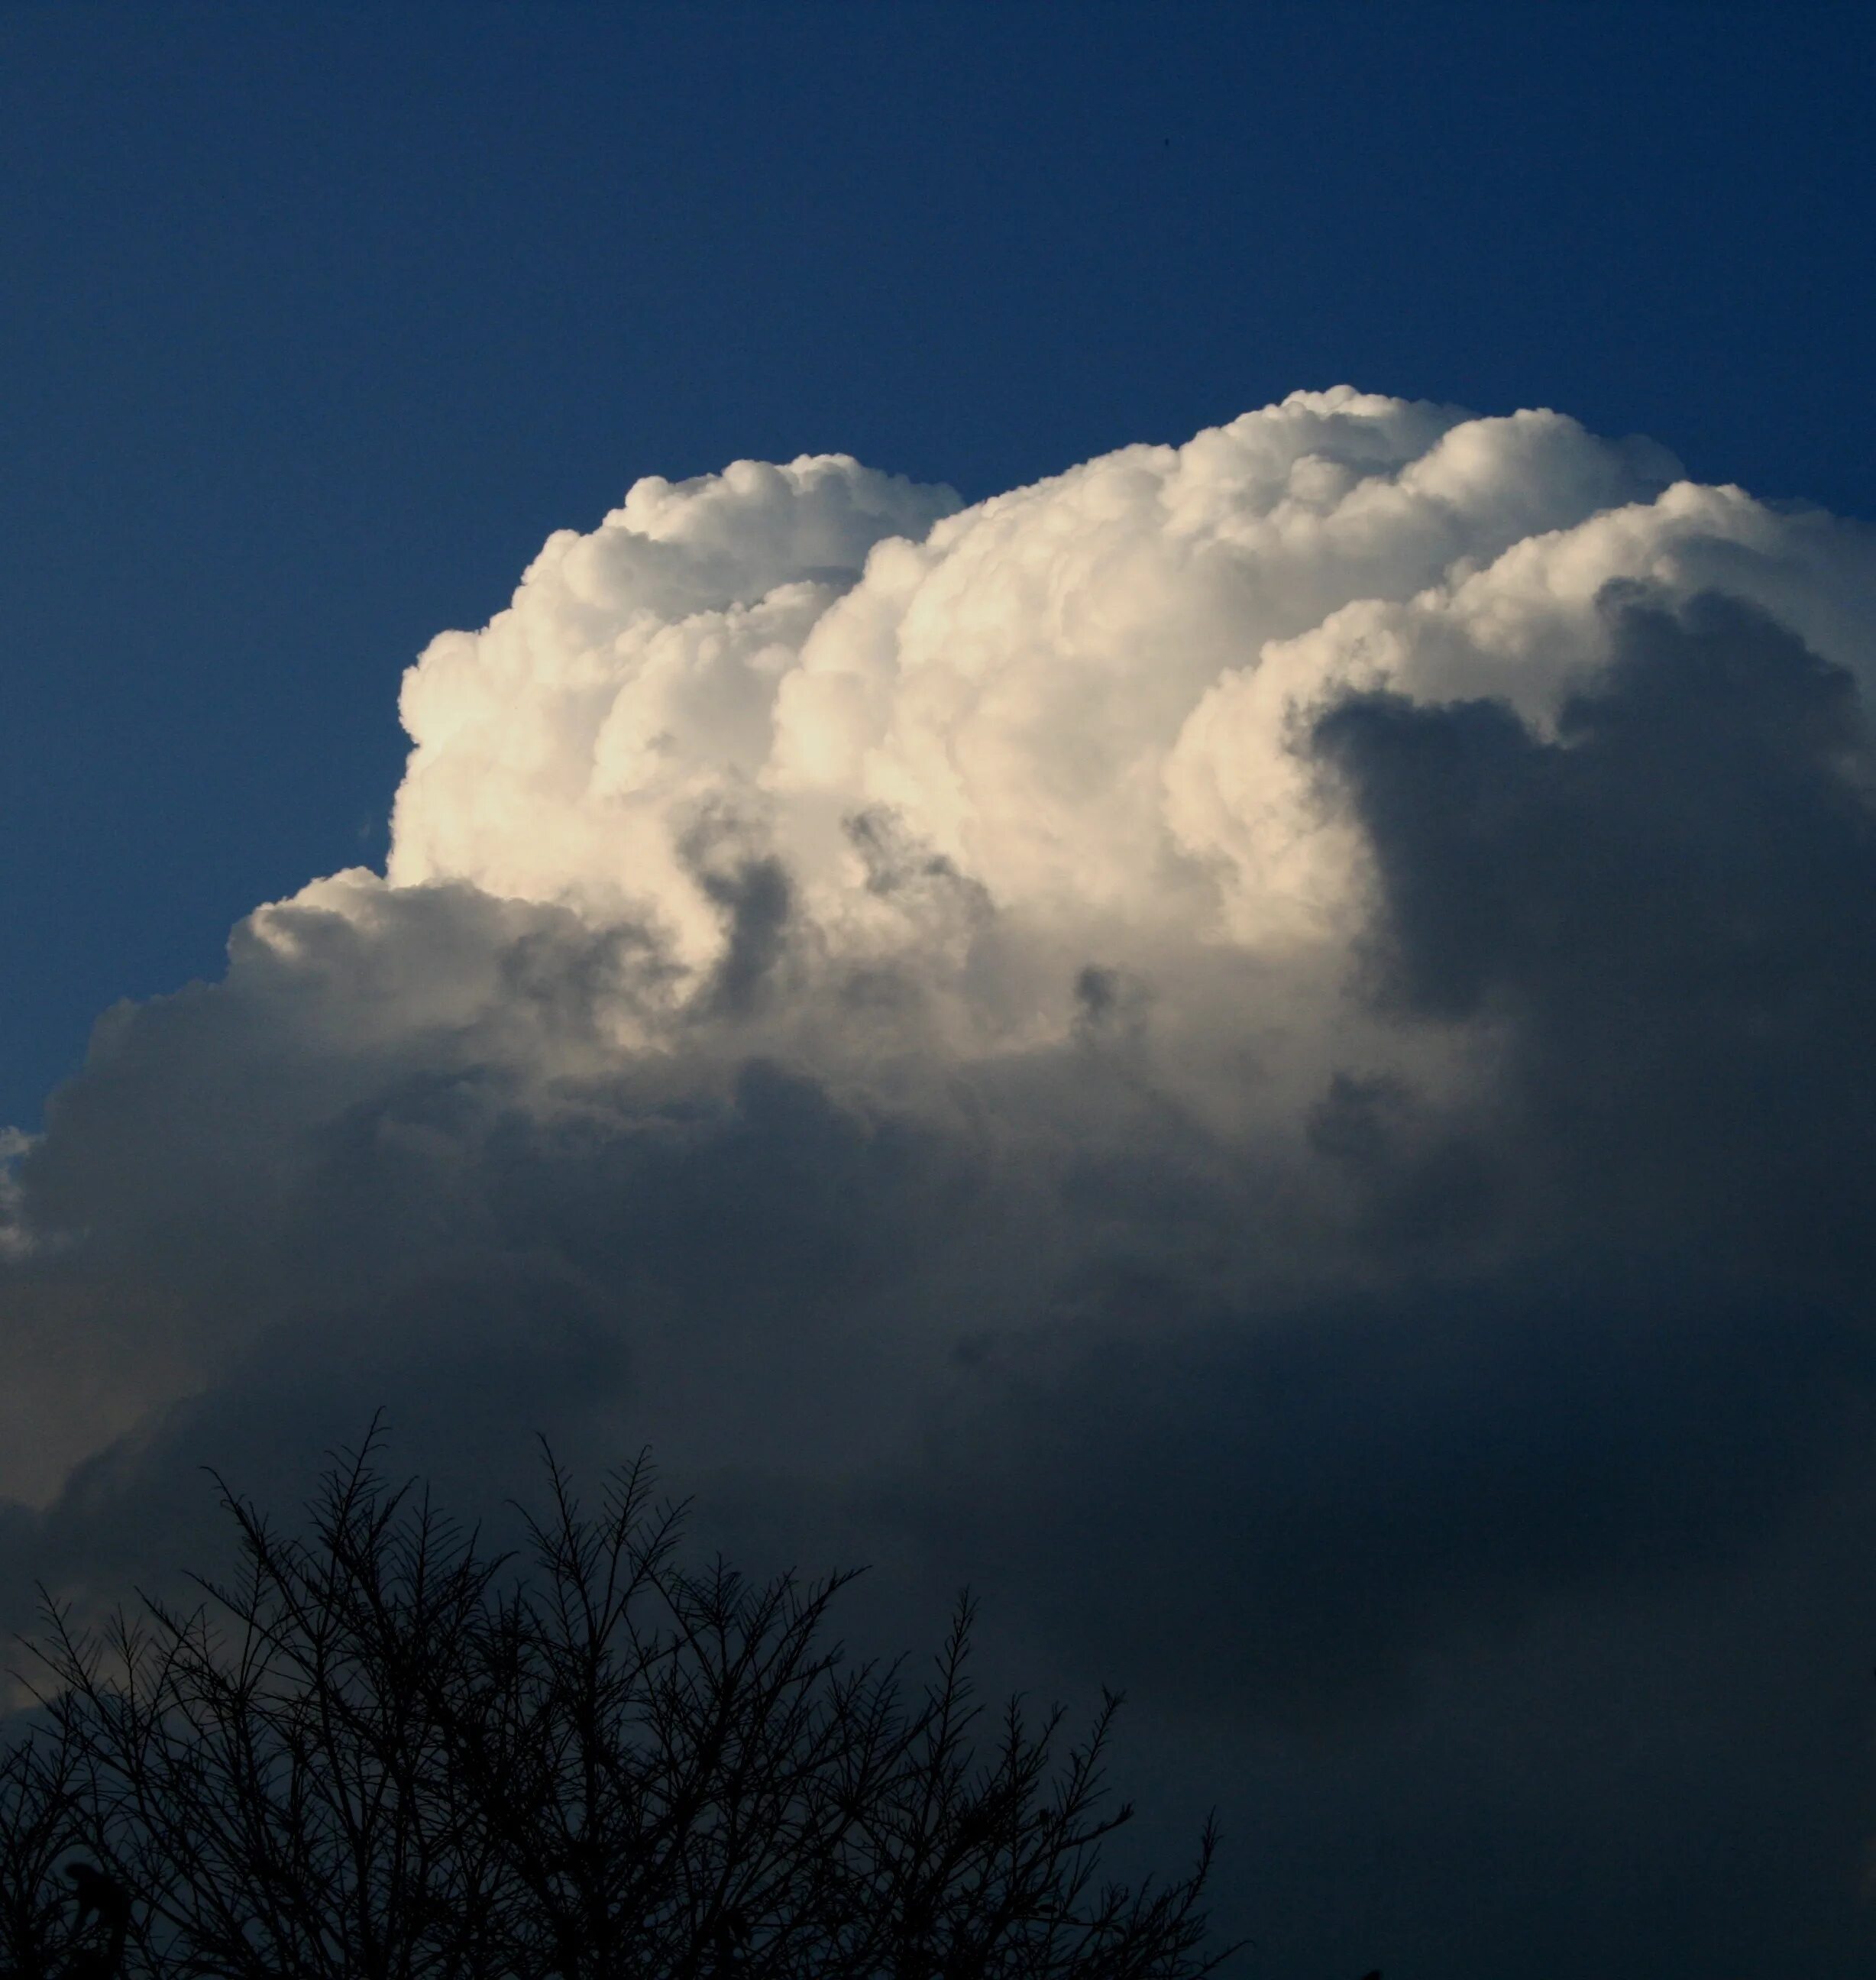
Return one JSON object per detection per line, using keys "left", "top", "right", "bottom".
{"left": 2, "top": 1431, "right": 1228, "bottom": 1980}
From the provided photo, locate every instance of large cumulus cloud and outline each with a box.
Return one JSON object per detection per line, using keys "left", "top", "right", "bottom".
{"left": 8, "top": 387, "right": 1876, "bottom": 1973}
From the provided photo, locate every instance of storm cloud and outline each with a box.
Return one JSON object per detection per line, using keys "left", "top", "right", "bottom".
{"left": 7, "top": 390, "right": 1876, "bottom": 1974}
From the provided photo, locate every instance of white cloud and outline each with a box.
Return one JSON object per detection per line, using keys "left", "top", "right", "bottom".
{"left": 366, "top": 388, "right": 1876, "bottom": 1004}
{"left": 6, "top": 386, "right": 1876, "bottom": 1748}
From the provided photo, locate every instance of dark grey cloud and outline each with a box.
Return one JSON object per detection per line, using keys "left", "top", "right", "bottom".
{"left": 1315, "top": 586, "right": 1876, "bottom": 1286}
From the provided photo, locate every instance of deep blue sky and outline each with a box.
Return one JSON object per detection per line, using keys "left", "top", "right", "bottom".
{"left": 3, "top": 0, "right": 1871, "bottom": 1130}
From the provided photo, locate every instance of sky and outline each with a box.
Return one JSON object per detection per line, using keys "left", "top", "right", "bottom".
{"left": 4, "top": 5, "right": 1876, "bottom": 1976}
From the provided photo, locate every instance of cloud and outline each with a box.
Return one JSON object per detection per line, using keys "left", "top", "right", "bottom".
{"left": 7, "top": 390, "right": 1876, "bottom": 1972}
{"left": 1315, "top": 587, "right": 1876, "bottom": 1273}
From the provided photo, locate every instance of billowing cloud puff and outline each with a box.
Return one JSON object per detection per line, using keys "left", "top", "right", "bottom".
{"left": 377, "top": 387, "right": 1874, "bottom": 1014}
{"left": 7, "top": 388, "right": 1876, "bottom": 1975}
{"left": 389, "top": 392, "right": 1697, "bottom": 953}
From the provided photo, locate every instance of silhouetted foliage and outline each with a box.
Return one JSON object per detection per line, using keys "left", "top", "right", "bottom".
{"left": 2, "top": 1430, "right": 1227, "bottom": 1980}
